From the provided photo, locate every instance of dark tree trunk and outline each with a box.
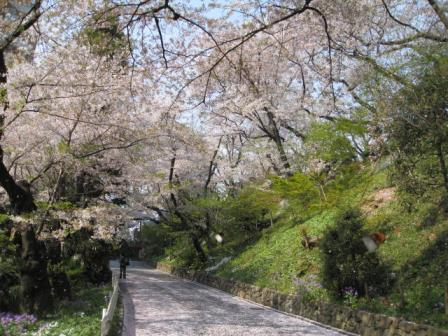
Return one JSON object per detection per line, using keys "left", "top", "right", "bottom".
{"left": 50, "top": 271, "right": 72, "bottom": 300}
{"left": 168, "top": 154, "right": 207, "bottom": 262}
{"left": 0, "top": 157, "right": 36, "bottom": 214}
{"left": 174, "top": 207, "right": 207, "bottom": 262}
{"left": 445, "top": 286, "right": 448, "bottom": 316}
{"left": 265, "top": 108, "right": 291, "bottom": 171}
{"left": 82, "top": 243, "right": 112, "bottom": 285}
{"left": 190, "top": 233, "right": 207, "bottom": 263}
{"left": 20, "top": 227, "right": 53, "bottom": 315}
{"left": 1, "top": 10, "right": 52, "bottom": 314}
{"left": 1, "top": 51, "right": 36, "bottom": 214}
{"left": 204, "top": 137, "right": 222, "bottom": 194}
{"left": 46, "top": 239, "right": 72, "bottom": 300}
{"left": 274, "top": 138, "right": 291, "bottom": 170}
{"left": 436, "top": 141, "right": 448, "bottom": 193}
{"left": 0, "top": 51, "right": 7, "bottom": 86}
{"left": 2, "top": 51, "right": 48, "bottom": 313}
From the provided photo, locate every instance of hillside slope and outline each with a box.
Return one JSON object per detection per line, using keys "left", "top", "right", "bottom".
{"left": 155, "top": 162, "right": 448, "bottom": 328}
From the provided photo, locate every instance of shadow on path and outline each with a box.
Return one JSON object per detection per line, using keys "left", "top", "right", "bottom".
{"left": 120, "top": 280, "right": 136, "bottom": 336}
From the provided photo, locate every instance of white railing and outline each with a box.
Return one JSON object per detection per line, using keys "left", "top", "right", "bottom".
{"left": 101, "top": 271, "right": 119, "bottom": 336}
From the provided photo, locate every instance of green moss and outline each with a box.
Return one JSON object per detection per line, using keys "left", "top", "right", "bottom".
{"left": 36, "top": 201, "right": 76, "bottom": 211}
{"left": 0, "top": 213, "right": 10, "bottom": 225}
{"left": 0, "top": 87, "right": 7, "bottom": 104}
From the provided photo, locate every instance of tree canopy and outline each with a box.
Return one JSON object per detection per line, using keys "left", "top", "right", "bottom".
{"left": 0, "top": 0, "right": 447, "bottom": 316}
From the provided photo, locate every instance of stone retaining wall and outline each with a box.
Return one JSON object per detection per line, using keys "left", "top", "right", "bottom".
{"left": 156, "top": 263, "right": 448, "bottom": 336}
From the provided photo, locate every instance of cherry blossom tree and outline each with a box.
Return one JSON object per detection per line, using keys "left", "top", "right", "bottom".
{"left": 0, "top": 0, "right": 447, "bottom": 307}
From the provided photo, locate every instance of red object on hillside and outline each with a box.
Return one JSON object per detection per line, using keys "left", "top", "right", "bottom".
{"left": 371, "top": 232, "right": 386, "bottom": 244}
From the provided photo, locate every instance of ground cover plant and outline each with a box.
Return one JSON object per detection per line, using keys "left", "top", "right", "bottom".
{"left": 0, "top": 285, "right": 111, "bottom": 336}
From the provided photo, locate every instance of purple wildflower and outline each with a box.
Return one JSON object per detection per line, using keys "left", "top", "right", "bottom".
{"left": 0, "top": 312, "right": 37, "bottom": 328}
{"left": 342, "top": 287, "right": 358, "bottom": 297}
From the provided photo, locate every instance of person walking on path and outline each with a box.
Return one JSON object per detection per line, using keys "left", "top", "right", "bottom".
{"left": 119, "top": 254, "right": 128, "bottom": 279}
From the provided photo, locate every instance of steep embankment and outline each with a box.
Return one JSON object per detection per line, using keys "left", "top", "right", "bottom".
{"left": 157, "top": 162, "right": 448, "bottom": 329}
{"left": 210, "top": 166, "right": 447, "bottom": 328}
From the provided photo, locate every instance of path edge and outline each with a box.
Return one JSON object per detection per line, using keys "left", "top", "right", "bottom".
{"left": 120, "top": 280, "right": 136, "bottom": 336}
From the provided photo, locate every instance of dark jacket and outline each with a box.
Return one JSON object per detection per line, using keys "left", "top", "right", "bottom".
{"left": 119, "top": 255, "right": 128, "bottom": 267}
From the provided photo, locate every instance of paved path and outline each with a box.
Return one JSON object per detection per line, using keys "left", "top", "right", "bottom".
{"left": 119, "top": 264, "right": 351, "bottom": 336}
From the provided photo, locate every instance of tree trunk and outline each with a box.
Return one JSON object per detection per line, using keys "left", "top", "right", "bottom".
{"left": 46, "top": 239, "right": 72, "bottom": 300}
{"left": 175, "top": 207, "right": 207, "bottom": 262}
{"left": 436, "top": 141, "right": 448, "bottom": 193}
{"left": 0, "top": 51, "right": 7, "bottom": 86}
{"left": 168, "top": 154, "right": 207, "bottom": 263}
{"left": 274, "top": 138, "right": 291, "bottom": 171}
{"left": 20, "top": 227, "right": 53, "bottom": 315}
{"left": 1, "top": 51, "right": 36, "bottom": 214}
{"left": 445, "top": 286, "right": 448, "bottom": 316}
{"left": 1, "top": 51, "right": 48, "bottom": 312}
{"left": 265, "top": 108, "right": 291, "bottom": 171}
{"left": 190, "top": 233, "right": 207, "bottom": 263}
{"left": 1, "top": 18, "right": 52, "bottom": 315}
{"left": 0, "top": 156, "right": 36, "bottom": 214}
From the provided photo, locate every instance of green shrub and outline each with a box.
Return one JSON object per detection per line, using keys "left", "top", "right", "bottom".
{"left": 163, "top": 232, "right": 207, "bottom": 270}
{"left": 305, "top": 121, "right": 359, "bottom": 164}
{"left": 135, "top": 223, "right": 173, "bottom": 260}
{"left": 320, "top": 208, "right": 392, "bottom": 298}
{"left": 223, "top": 186, "right": 280, "bottom": 232}
{"left": 387, "top": 48, "right": 448, "bottom": 196}
{"left": 0, "top": 229, "right": 21, "bottom": 312}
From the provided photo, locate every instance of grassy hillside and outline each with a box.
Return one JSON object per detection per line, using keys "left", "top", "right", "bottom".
{"left": 155, "top": 161, "right": 448, "bottom": 328}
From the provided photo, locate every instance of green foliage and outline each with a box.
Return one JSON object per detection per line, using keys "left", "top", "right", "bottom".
{"left": 320, "top": 208, "right": 391, "bottom": 298}
{"left": 218, "top": 223, "right": 307, "bottom": 292}
{"left": 324, "top": 163, "right": 375, "bottom": 207}
{"left": 107, "top": 296, "right": 122, "bottom": 336}
{"left": 64, "top": 258, "right": 86, "bottom": 288}
{"left": 0, "top": 214, "right": 10, "bottom": 225}
{"left": 0, "top": 285, "right": 110, "bottom": 335}
{"left": 370, "top": 194, "right": 448, "bottom": 326}
{"left": 62, "top": 229, "right": 112, "bottom": 285}
{"left": 32, "top": 286, "right": 111, "bottom": 336}
{"left": 80, "top": 14, "right": 127, "bottom": 59}
{"left": 222, "top": 185, "right": 280, "bottom": 232}
{"left": 163, "top": 233, "right": 203, "bottom": 269}
{"left": 36, "top": 201, "right": 76, "bottom": 211}
{"left": 305, "top": 121, "right": 358, "bottom": 163}
{"left": 135, "top": 223, "right": 173, "bottom": 260}
{"left": 0, "top": 87, "right": 7, "bottom": 104}
{"left": 53, "top": 201, "right": 77, "bottom": 210}
{"left": 272, "top": 172, "right": 320, "bottom": 216}
{"left": 152, "top": 184, "right": 282, "bottom": 268}
{"left": 0, "top": 228, "right": 20, "bottom": 312}
{"left": 388, "top": 47, "right": 448, "bottom": 195}
{"left": 57, "top": 140, "right": 70, "bottom": 154}
{"left": 81, "top": 240, "right": 112, "bottom": 285}
{"left": 0, "top": 313, "right": 39, "bottom": 335}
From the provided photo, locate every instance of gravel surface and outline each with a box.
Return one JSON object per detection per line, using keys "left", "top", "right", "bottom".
{"left": 119, "top": 265, "right": 350, "bottom": 336}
